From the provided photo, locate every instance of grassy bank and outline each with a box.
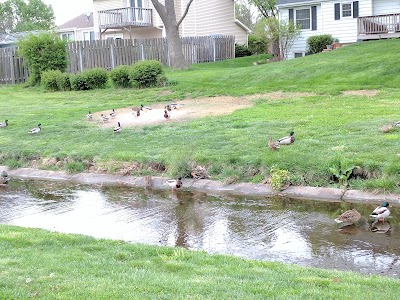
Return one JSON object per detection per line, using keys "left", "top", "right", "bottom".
{"left": 0, "top": 225, "right": 399, "bottom": 299}
{"left": 0, "top": 39, "right": 400, "bottom": 192}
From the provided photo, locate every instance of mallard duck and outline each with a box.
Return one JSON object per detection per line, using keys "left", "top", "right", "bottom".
{"left": 170, "top": 103, "right": 184, "bottom": 110}
{"left": 113, "top": 122, "right": 122, "bottom": 133}
{"left": 0, "top": 170, "right": 8, "bottom": 185}
{"left": 334, "top": 209, "right": 362, "bottom": 225}
{"left": 164, "top": 110, "right": 170, "bottom": 120}
{"left": 166, "top": 178, "right": 182, "bottom": 190}
{"left": 136, "top": 109, "right": 141, "bottom": 117}
{"left": 86, "top": 112, "right": 93, "bottom": 120}
{"left": 101, "top": 114, "right": 109, "bottom": 122}
{"left": 110, "top": 109, "right": 116, "bottom": 118}
{"left": 141, "top": 104, "right": 152, "bottom": 111}
{"left": 370, "top": 202, "right": 391, "bottom": 222}
{"left": 268, "top": 137, "right": 280, "bottom": 151}
{"left": 0, "top": 120, "right": 8, "bottom": 128}
{"left": 276, "top": 131, "right": 295, "bottom": 145}
{"left": 28, "top": 123, "right": 41, "bottom": 134}
{"left": 393, "top": 121, "right": 400, "bottom": 127}
{"left": 165, "top": 104, "right": 172, "bottom": 111}
{"left": 380, "top": 124, "right": 393, "bottom": 133}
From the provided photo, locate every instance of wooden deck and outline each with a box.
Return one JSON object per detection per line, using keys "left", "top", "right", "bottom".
{"left": 99, "top": 7, "right": 153, "bottom": 31}
{"left": 358, "top": 13, "right": 400, "bottom": 40}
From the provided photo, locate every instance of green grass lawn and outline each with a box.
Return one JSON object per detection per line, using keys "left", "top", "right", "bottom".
{"left": 1, "top": 225, "right": 400, "bottom": 299}
{"left": 1, "top": 39, "right": 400, "bottom": 192}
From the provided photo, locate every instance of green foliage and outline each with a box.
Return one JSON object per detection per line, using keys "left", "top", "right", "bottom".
{"left": 70, "top": 68, "right": 108, "bottom": 91}
{"left": 0, "top": 0, "right": 55, "bottom": 33}
{"left": 84, "top": 68, "right": 108, "bottom": 89}
{"left": 129, "top": 60, "right": 164, "bottom": 88}
{"left": 110, "top": 65, "right": 132, "bottom": 88}
{"left": 235, "top": 43, "right": 252, "bottom": 57}
{"left": 248, "top": 35, "right": 269, "bottom": 55}
{"left": 270, "top": 167, "right": 290, "bottom": 191}
{"left": 329, "top": 159, "right": 355, "bottom": 187}
{"left": 17, "top": 32, "right": 67, "bottom": 86}
{"left": 307, "top": 34, "right": 334, "bottom": 54}
{"left": 41, "top": 69, "right": 70, "bottom": 92}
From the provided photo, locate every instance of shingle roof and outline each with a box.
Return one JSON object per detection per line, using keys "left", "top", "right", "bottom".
{"left": 277, "top": 0, "right": 316, "bottom": 5}
{"left": 58, "top": 12, "right": 94, "bottom": 30}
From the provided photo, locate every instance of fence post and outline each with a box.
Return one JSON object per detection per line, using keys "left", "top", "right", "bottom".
{"left": 10, "top": 50, "right": 15, "bottom": 84}
{"left": 140, "top": 43, "right": 145, "bottom": 61}
{"left": 78, "top": 43, "right": 83, "bottom": 72}
{"left": 213, "top": 38, "right": 216, "bottom": 62}
{"left": 110, "top": 41, "right": 115, "bottom": 69}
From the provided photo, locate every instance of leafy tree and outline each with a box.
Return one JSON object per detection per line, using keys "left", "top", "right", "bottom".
{"left": 151, "top": 0, "right": 194, "bottom": 70}
{"left": 18, "top": 32, "right": 67, "bottom": 86}
{"left": 235, "top": 1, "right": 255, "bottom": 30}
{"left": 248, "top": 0, "right": 277, "bottom": 18}
{"left": 0, "top": 0, "right": 55, "bottom": 33}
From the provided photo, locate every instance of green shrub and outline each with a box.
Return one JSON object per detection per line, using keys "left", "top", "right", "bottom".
{"left": 41, "top": 70, "right": 63, "bottom": 92}
{"left": 17, "top": 32, "right": 67, "bottom": 86}
{"left": 248, "top": 35, "right": 268, "bottom": 55}
{"left": 70, "top": 68, "right": 108, "bottom": 91}
{"left": 110, "top": 65, "right": 132, "bottom": 88}
{"left": 235, "top": 43, "right": 252, "bottom": 57}
{"left": 84, "top": 68, "right": 108, "bottom": 89}
{"left": 57, "top": 73, "right": 71, "bottom": 91}
{"left": 70, "top": 73, "right": 90, "bottom": 91}
{"left": 129, "top": 60, "right": 164, "bottom": 88}
{"left": 307, "top": 34, "right": 334, "bottom": 54}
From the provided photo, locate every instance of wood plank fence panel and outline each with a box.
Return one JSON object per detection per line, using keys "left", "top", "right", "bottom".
{"left": 0, "top": 35, "right": 235, "bottom": 84}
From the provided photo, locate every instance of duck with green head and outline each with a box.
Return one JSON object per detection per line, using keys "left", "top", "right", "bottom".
{"left": 370, "top": 202, "right": 390, "bottom": 222}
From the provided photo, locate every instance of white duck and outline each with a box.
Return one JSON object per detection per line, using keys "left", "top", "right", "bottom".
{"left": 370, "top": 202, "right": 391, "bottom": 222}
{"left": 0, "top": 120, "right": 8, "bottom": 128}
{"left": 113, "top": 122, "right": 122, "bottom": 133}
{"left": 166, "top": 178, "right": 182, "bottom": 190}
{"left": 28, "top": 123, "right": 41, "bottom": 134}
{"left": 276, "top": 131, "right": 295, "bottom": 145}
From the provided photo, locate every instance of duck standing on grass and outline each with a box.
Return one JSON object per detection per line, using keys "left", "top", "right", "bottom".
{"left": 268, "top": 137, "right": 280, "bottom": 151}
{"left": 164, "top": 110, "right": 170, "bottom": 120}
{"left": 1, "top": 171, "right": 8, "bottom": 185}
{"left": 113, "top": 122, "right": 122, "bottom": 133}
{"left": 166, "top": 178, "right": 182, "bottom": 190}
{"left": 28, "top": 123, "right": 41, "bottom": 134}
{"left": 276, "top": 131, "right": 295, "bottom": 145}
{"left": 0, "top": 120, "right": 8, "bottom": 128}
{"left": 370, "top": 202, "right": 391, "bottom": 222}
{"left": 86, "top": 112, "right": 93, "bottom": 120}
{"left": 334, "top": 209, "right": 362, "bottom": 226}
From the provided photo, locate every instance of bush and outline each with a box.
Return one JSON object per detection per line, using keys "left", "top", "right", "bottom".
{"left": 235, "top": 44, "right": 252, "bottom": 57}
{"left": 307, "top": 34, "right": 334, "bottom": 54}
{"left": 70, "top": 68, "right": 108, "bottom": 91}
{"left": 41, "top": 70, "right": 63, "bottom": 92}
{"left": 110, "top": 65, "right": 132, "bottom": 88}
{"left": 57, "top": 73, "right": 71, "bottom": 91}
{"left": 70, "top": 73, "right": 90, "bottom": 91}
{"left": 17, "top": 32, "right": 67, "bottom": 86}
{"left": 129, "top": 60, "right": 164, "bottom": 88}
{"left": 84, "top": 68, "right": 108, "bottom": 89}
{"left": 248, "top": 35, "right": 269, "bottom": 55}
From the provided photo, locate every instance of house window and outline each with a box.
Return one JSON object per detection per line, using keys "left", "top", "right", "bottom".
{"left": 83, "top": 31, "right": 95, "bottom": 41}
{"left": 61, "top": 32, "right": 74, "bottom": 41}
{"left": 296, "top": 9, "right": 310, "bottom": 30}
{"left": 294, "top": 52, "right": 304, "bottom": 58}
{"left": 342, "top": 3, "right": 352, "bottom": 17}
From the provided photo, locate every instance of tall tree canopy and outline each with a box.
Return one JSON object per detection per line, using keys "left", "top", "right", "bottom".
{"left": 249, "top": 0, "right": 277, "bottom": 18}
{"left": 151, "top": 0, "right": 194, "bottom": 70}
{"left": 235, "top": 1, "right": 255, "bottom": 30}
{"left": 0, "top": 0, "right": 55, "bottom": 33}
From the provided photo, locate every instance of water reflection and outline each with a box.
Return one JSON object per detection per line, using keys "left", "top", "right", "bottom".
{"left": 0, "top": 179, "right": 400, "bottom": 278}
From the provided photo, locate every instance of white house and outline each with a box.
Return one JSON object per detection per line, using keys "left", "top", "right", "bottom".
{"left": 277, "top": 0, "right": 400, "bottom": 59}
{"left": 93, "top": 0, "right": 250, "bottom": 44}
{"left": 57, "top": 12, "right": 95, "bottom": 42}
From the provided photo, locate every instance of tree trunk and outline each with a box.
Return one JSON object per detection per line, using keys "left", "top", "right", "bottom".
{"left": 151, "top": 0, "right": 190, "bottom": 70}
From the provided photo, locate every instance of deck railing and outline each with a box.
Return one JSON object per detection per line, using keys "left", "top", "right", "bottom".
{"left": 99, "top": 7, "right": 153, "bottom": 29}
{"left": 358, "top": 13, "right": 400, "bottom": 35}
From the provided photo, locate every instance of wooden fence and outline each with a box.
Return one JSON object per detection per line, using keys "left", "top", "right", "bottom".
{"left": 0, "top": 35, "right": 235, "bottom": 85}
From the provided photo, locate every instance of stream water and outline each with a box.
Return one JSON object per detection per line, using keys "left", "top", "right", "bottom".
{"left": 1, "top": 179, "right": 399, "bottom": 277}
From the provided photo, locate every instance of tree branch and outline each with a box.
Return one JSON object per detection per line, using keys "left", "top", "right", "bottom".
{"left": 177, "top": 0, "right": 194, "bottom": 27}
{"left": 150, "top": 0, "right": 165, "bottom": 16}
